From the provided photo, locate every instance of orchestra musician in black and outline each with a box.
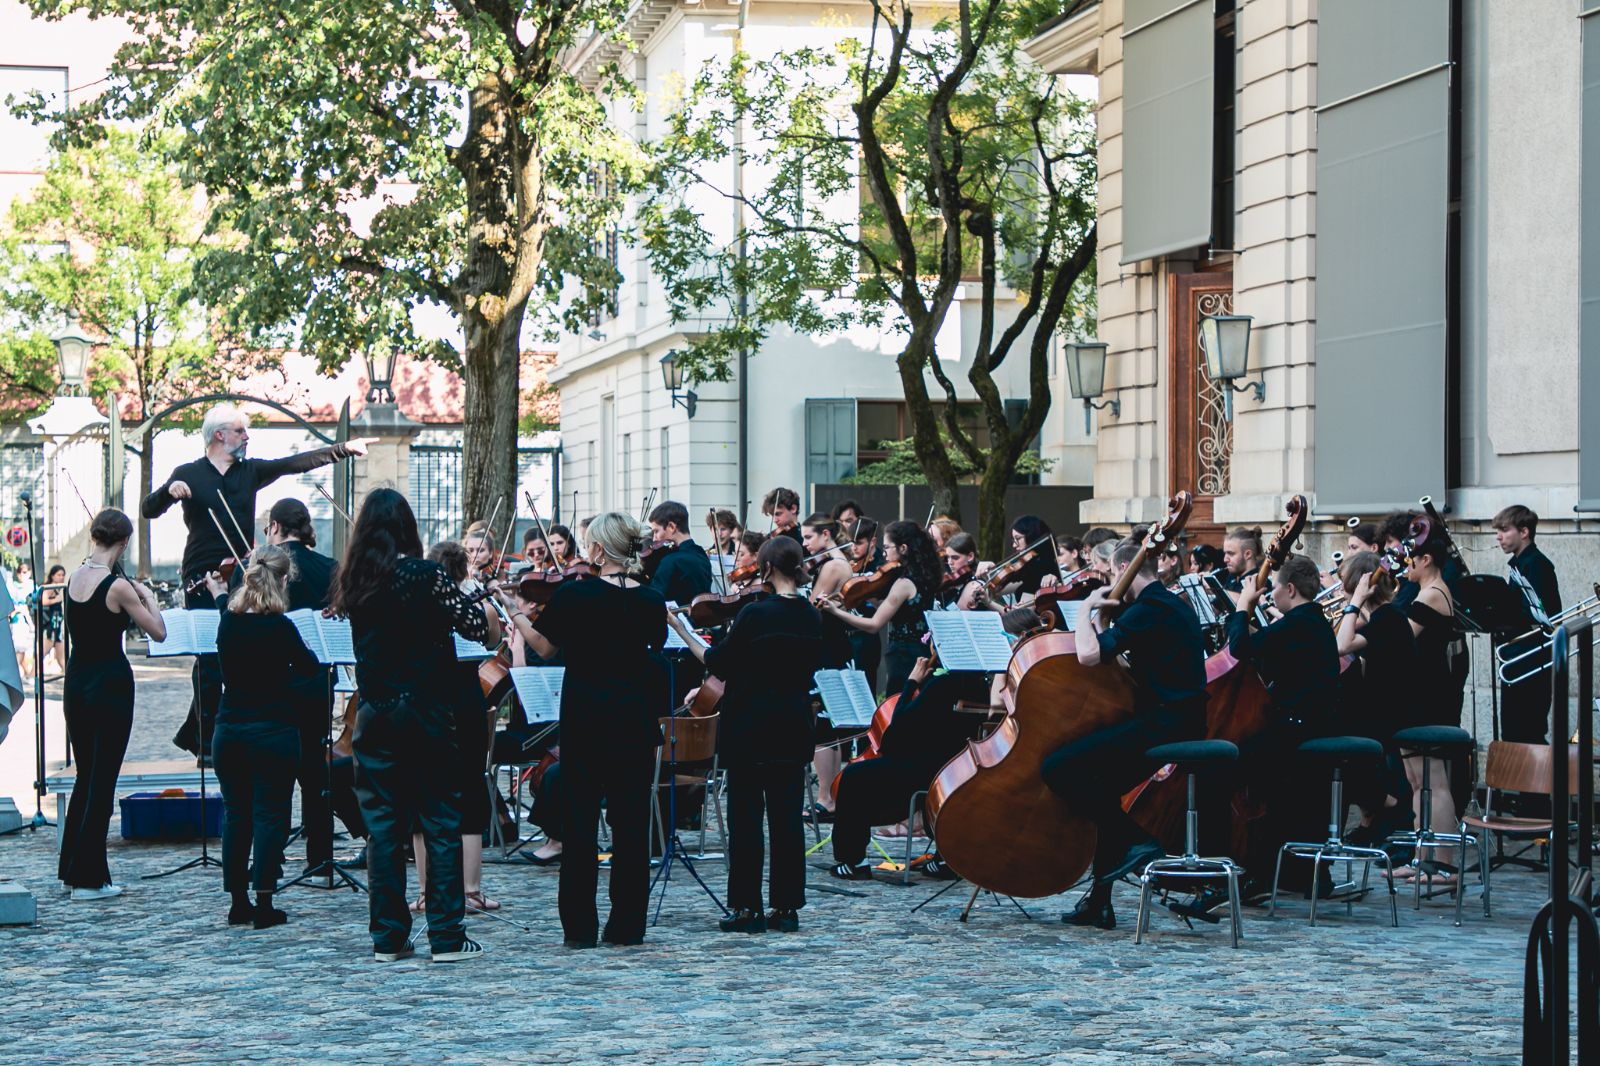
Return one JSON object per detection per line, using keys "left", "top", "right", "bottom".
{"left": 647, "top": 500, "right": 714, "bottom": 604}
{"left": 669, "top": 536, "right": 823, "bottom": 933}
{"left": 1041, "top": 540, "right": 1208, "bottom": 931}
{"left": 142, "top": 403, "right": 373, "bottom": 761}
{"left": 1493, "top": 505, "right": 1563, "bottom": 743}
{"left": 332, "top": 488, "right": 500, "bottom": 963}
{"left": 503, "top": 511, "right": 669, "bottom": 949}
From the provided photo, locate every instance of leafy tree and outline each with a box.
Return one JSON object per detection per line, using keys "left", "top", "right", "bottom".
{"left": 27, "top": 0, "right": 639, "bottom": 523}
{"left": 644, "top": 0, "right": 1096, "bottom": 556}
{"left": 0, "top": 128, "right": 252, "bottom": 576}
{"left": 845, "top": 433, "right": 1053, "bottom": 487}
{"left": 0, "top": 333, "right": 59, "bottom": 420}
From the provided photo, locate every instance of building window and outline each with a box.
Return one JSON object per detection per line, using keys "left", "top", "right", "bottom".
{"left": 0, "top": 67, "right": 67, "bottom": 173}
{"left": 855, "top": 399, "right": 1039, "bottom": 484}
{"left": 1211, "top": 2, "right": 1236, "bottom": 253}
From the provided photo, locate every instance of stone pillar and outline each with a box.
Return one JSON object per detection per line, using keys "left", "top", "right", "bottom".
{"left": 349, "top": 403, "right": 422, "bottom": 518}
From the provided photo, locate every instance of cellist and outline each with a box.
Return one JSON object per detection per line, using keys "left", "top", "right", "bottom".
{"left": 1041, "top": 539, "right": 1207, "bottom": 931}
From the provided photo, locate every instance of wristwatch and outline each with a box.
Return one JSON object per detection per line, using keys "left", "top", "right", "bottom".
{"left": 1341, "top": 605, "right": 1360, "bottom": 617}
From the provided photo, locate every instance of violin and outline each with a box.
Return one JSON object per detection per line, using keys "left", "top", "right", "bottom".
{"left": 725, "top": 560, "right": 760, "bottom": 588}
{"left": 1031, "top": 567, "right": 1106, "bottom": 625}
{"left": 673, "top": 582, "right": 773, "bottom": 628}
{"left": 637, "top": 538, "right": 677, "bottom": 580}
{"left": 981, "top": 535, "right": 1055, "bottom": 594}
{"left": 831, "top": 560, "right": 902, "bottom": 613}
{"left": 184, "top": 557, "right": 238, "bottom": 597}
{"left": 940, "top": 557, "right": 975, "bottom": 593}
{"left": 514, "top": 562, "right": 595, "bottom": 605}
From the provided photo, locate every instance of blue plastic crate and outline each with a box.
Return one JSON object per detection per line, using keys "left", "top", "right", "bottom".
{"left": 118, "top": 790, "right": 223, "bottom": 841}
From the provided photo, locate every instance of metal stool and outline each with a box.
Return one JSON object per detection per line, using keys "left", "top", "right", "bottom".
{"left": 1135, "top": 739, "right": 1245, "bottom": 948}
{"left": 1385, "top": 725, "right": 1483, "bottom": 927}
{"left": 1269, "top": 736, "right": 1399, "bottom": 927}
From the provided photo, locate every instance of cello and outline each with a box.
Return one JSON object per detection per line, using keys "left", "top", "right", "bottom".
{"left": 1124, "top": 494, "right": 1309, "bottom": 855}
{"left": 927, "top": 492, "right": 1194, "bottom": 899}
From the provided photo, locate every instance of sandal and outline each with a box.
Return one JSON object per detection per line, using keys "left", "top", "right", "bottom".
{"left": 466, "top": 891, "right": 501, "bottom": 912}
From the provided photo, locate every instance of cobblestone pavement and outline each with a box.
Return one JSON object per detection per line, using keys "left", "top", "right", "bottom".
{"left": 0, "top": 656, "right": 1551, "bottom": 1064}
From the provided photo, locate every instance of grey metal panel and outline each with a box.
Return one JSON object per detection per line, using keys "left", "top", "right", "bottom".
{"left": 1119, "top": 0, "right": 1214, "bottom": 264}
{"left": 805, "top": 398, "right": 856, "bottom": 487}
{"left": 1319, "top": 0, "right": 1450, "bottom": 106}
{"left": 1583, "top": 16, "right": 1600, "bottom": 511}
{"left": 1314, "top": 70, "right": 1450, "bottom": 513}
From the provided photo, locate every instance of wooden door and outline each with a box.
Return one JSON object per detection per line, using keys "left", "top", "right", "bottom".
{"left": 1168, "top": 271, "right": 1235, "bottom": 546}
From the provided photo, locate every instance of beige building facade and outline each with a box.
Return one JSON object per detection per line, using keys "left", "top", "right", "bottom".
{"left": 1028, "top": 0, "right": 1599, "bottom": 593}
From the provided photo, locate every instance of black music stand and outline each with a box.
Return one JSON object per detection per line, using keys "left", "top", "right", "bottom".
{"left": 649, "top": 654, "right": 727, "bottom": 924}
{"left": 278, "top": 667, "right": 364, "bottom": 893}
{"left": 144, "top": 615, "right": 223, "bottom": 880}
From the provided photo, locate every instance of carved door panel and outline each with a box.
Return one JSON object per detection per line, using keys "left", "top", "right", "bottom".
{"left": 1168, "top": 272, "right": 1235, "bottom": 546}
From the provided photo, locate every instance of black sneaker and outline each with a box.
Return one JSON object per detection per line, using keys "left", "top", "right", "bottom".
{"left": 373, "top": 944, "right": 416, "bottom": 962}
{"left": 253, "top": 907, "right": 288, "bottom": 930}
{"left": 718, "top": 908, "right": 767, "bottom": 934}
{"left": 766, "top": 909, "right": 800, "bottom": 933}
{"left": 432, "top": 937, "right": 485, "bottom": 963}
{"left": 920, "top": 856, "right": 959, "bottom": 881}
{"left": 829, "top": 862, "right": 874, "bottom": 881}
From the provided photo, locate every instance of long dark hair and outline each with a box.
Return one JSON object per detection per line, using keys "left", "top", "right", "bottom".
{"left": 330, "top": 488, "right": 423, "bottom": 615}
{"left": 1010, "top": 514, "right": 1060, "bottom": 592}
{"left": 885, "top": 520, "right": 942, "bottom": 604}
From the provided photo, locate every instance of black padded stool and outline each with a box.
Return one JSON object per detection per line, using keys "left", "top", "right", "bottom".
{"left": 1269, "top": 736, "right": 1399, "bottom": 927}
{"left": 1386, "top": 725, "right": 1483, "bottom": 926}
{"left": 1135, "top": 739, "right": 1244, "bottom": 948}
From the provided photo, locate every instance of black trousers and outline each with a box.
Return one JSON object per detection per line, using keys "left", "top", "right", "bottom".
{"left": 213, "top": 720, "right": 299, "bottom": 893}
{"left": 883, "top": 639, "right": 923, "bottom": 701}
{"left": 174, "top": 584, "right": 222, "bottom": 756}
{"left": 296, "top": 679, "right": 366, "bottom": 864}
{"left": 559, "top": 745, "right": 655, "bottom": 944}
{"left": 353, "top": 695, "right": 467, "bottom": 954}
{"left": 1234, "top": 720, "right": 1329, "bottom": 887}
{"left": 531, "top": 761, "right": 563, "bottom": 841}
{"left": 1500, "top": 671, "right": 1552, "bottom": 744}
{"left": 832, "top": 756, "right": 930, "bottom": 866}
{"left": 1041, "top": 710, "right": 1197, "bottom": 878}
{"left": 725, "top": 761, "right": 806, "bottom": 912}
{"left": 58, "top": 680, "right": 134, "bottom": 889}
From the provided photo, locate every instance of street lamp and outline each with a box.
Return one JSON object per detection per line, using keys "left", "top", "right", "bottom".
{"left": 364, "top": 347, "right": 399, "bottom": 404}
{"left": 51, "top": 317, "right": 94, "bottom": 396}
{"left": 1199, "top": 313, "right": 1265, "bottom": 421}
{"left": 1063, "top": 340, "right": 1118, "bottom": 435}
{"left": 659, "top": 350, "right": 697, "bottom": 419}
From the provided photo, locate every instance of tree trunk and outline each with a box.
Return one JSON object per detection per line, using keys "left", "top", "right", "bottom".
{"left": 137, "top": 427, "right": 155, "bottom": 579}
{"left": 460, "top": 307, "right": 521, "bottom": 531}
{"left": 975, "top": 450, "right": 1015, "bottom": 562}
{"left": 897, "top": 332, "right": 961, "bottom": 524}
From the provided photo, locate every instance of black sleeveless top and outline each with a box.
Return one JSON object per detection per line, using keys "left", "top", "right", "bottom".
{"left": 66, "top": 573, "right": 127, "bottom": 667}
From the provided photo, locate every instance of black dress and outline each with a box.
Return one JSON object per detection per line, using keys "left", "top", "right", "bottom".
{"left": 1407, "top": 600, "right": 1467, "bottom": 730}
{"left": 58, "top": 573, "right": 134, "bottom": 890}
{"left": 1347, "top": 603, "right": 1418, "bottom": 743}
{"left": 533, "top": 575, "right": 668, "bottom": 945}
{"left": 702, "top": 595, "right": 824, "bottom": 913}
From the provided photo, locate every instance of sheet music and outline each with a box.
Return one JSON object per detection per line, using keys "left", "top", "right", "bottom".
{"left": 664, "top": 622, "right": 708, "bottom": 651}
{"left": 924, "top": 611, "right": 1013, "bottom": 672}
{"left": 453, "top": 634, "right": 496, "bottom": 662}
{"left": 333, "top": 666, "right": 358, "bottom": 694}
{"left": 1177, "top": 573, "right": 1220, "bottom": 627}
{"left": 812, "top": 669, "right": 878, "bottom": 729}
{"left": 509, "top": 667, "right": 565, "bottom": 723}
{"left": 1055, "top": 601, "right": 1083, "bottom": 633}
{"left": 146, "top": 608, "right": 220, "bottom": 657}
{"left": 286, "top": 609, "right": 357, "bottom": 665}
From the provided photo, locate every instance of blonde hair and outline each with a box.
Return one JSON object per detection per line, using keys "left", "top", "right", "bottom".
{"left": 462, "top": 520, "right": 495, "bottom": 550}
{"left": 586, "top": 511, "right": 645, "bottom": 566}
{"left": 229, "top": 545, "right": 295, "bottom": 615}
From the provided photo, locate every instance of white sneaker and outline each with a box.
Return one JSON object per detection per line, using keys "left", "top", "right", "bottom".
{"left": 70, "top": 884, "right": 124, "bottom": 902}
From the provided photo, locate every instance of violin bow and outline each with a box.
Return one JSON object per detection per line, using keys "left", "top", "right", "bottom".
{"left": 491, "top": 492, "right": 518, "bottom": 578}
{"left": 523, "top": 491, "right": 561, "bottom": 572}
{"left": 313, "top": 482, "right": 354, "bottom": 527}
{"left": 708, "top": 507, "right": 728, "bottom": 589}
{"left": 215, "top": 494, "right": 255, "bottom": 561}
{"left": 205, "top": 507, "right": 247, "bottom": 565}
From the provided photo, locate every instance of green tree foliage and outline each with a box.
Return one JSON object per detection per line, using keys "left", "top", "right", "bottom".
{"left": 643, "top": 0, "right": 1096, "bottom": 556}
{"left": 0, "top": 128, "right": 249, "bottom": 575}
{"left": 27, "top": 0, "right": 640, "bottom": 523}
{"left": 844, "top": 434, "right": 1052, "bottom": 487}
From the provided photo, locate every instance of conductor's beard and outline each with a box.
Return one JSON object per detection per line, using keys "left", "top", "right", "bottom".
{"left": 229, "top": 442, "right": 248, "bottom": 461}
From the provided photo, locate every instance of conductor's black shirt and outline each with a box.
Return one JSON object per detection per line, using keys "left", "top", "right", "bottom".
{"left": 141, "top": 445, "right": 349, "bottom": 580}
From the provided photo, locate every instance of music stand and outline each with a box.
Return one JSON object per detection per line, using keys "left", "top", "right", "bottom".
{"left": 144, "top": 608, "right": 224, "bottom": 879}
{"left": 924, "top": 612, "right": 1014, "bottom": 673}
{"left": 648, "top": 698, "right": 728, "bottom": 925}
{"left": 278, "top": 666, "right": 364, "bottom": 894}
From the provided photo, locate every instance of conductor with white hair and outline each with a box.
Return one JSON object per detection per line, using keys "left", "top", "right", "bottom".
{"left": 143, "top": 403, "right": 375, "bottom": 760}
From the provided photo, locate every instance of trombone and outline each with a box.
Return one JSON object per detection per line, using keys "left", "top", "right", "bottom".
{"left": 1494, "top": 582, "right": 1600, "bottom": 686}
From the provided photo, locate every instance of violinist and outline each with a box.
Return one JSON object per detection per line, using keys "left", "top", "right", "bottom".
{"left": 1006, "top": 516, "right": 1061, "bottom": 597}
{"left": 1156, "top": 543, "right": 1184, "bottom": 587}
{"left": 818, "top": 520, "right": 944, "bottom": 697}
{"left": 829, "top": 498, "right": 862, "bottom": 529}
{"left": 409, "top": 542, "right": 499, "bottom": 917}
{"left": 733, "top": 531, "right": 766, "bottom": 585}
{"left": 463, "top": 521, "right": 497, "bottom": 582}
{"left": 521, "top": 528, "right": 553, "bottom": 574}
{"left": 939, "top": 532, "right": 985, "bottom": 611}
{"left": 648, "top": 500, "right": 714, "bottom": 604}
{"left": 927, "top": 517, "right": 961, "bottom": 552}
{"left": 1057, "top": 535, "right": 1087, "bottom": 574}
{"left": 1334, "top": 551, "right": 1417, "bottom": 844}
{"left": 1219, "top": 527, "right": 1263, "bottom": 594}
{"left": 334, "top": 488, "right": 500, "bottom": 963}
{"left": 667, "top": 536, "right": 823, "bottom": 934}
{"left": 1087, "top": 538, "right": 1117, "bottom": 581}
{"left": 1042, "top": 540, "right": 1207, "bottom": 931}
{"left": 499, "top": 512, "right": 668, "bottom": 948}
{"left": 1226, "top": 554, "right": 1341, "bottom": 894}
{"left": 850, "top": 517, "right": 885, "bottom": 574}
{"left": 505, "top": 582, "right": 564, "bottom": 866}
{"left": 711, "top": 509, "right": 742, "bottom": 557}
{"left": 762, "top": 486, "right": 803, "bottom": 545}
{"left": 800, "top": 514, "right": 853, "bottom": 603}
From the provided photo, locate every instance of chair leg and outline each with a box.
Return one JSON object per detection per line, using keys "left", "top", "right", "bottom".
{"left": 1480, "top": 827, "right": 1492, "bottom": 917}
{"left": 1308, "top": 849, "right": 1325, "bottom": 927}
{"left": 1269, "top": 846, "right": 1290, "bottom": 917}
{"left": 1454, "top": 824, "right": 1467, "bottom": 928}
{"left": 1226, "top": 865, "right": 1242, "bottom": 948}
{"left": 1135, "top": 873, "right": 1153, "bottom": 944}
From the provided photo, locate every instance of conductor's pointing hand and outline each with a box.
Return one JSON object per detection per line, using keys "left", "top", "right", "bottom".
{"left": 343, "top": 437, "right": 379, "bottom": 457}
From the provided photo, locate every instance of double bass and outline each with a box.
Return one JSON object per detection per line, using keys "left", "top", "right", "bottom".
{"left": 1124, "top": 494, "right": 1309, "bottom": 855}
{"left": 927, "top": 492, "right": 1194, "bottom": 899}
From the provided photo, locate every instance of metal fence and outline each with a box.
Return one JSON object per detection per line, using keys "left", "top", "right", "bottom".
{"left": 1, "top": 443, "right": 44, "bottom": 548}
{"left": 410, "top": 444, "right": 562, "bottom": 550}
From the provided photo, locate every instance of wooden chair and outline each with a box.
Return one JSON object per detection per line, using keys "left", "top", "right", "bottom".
{"left": 651, "top": 714, "right": 725, "bottom": 861}
{"left": 1460, "top": 741, "right": 1581, "bottom": 917}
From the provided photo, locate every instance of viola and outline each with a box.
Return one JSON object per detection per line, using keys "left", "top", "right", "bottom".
{"left": 637, "top": 539, "right": 677, "bottom": 580}
{"left": 1031, "top": 568, "right": 1106, "bottom": 626}
{"left": 981, "top": 535, "right": 1055, "bottom": 594}
{"left": 514, "top": 563, "right": 594, "bottom": 605}
{"left": 678, "top": 583, "right": 773, "bottom": 629}
{"left": 832, "top": 560, "right": 902, "bottom": 613}
{"left": 184, "top": 557, "right": 237, "bottom": 597}
{"left": 725, "top": 560, "right": 760, "bottom": 588}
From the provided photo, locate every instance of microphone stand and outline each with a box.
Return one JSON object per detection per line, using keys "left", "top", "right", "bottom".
{"left": 20, "top": 493, "right": 53, "bottom": 830}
